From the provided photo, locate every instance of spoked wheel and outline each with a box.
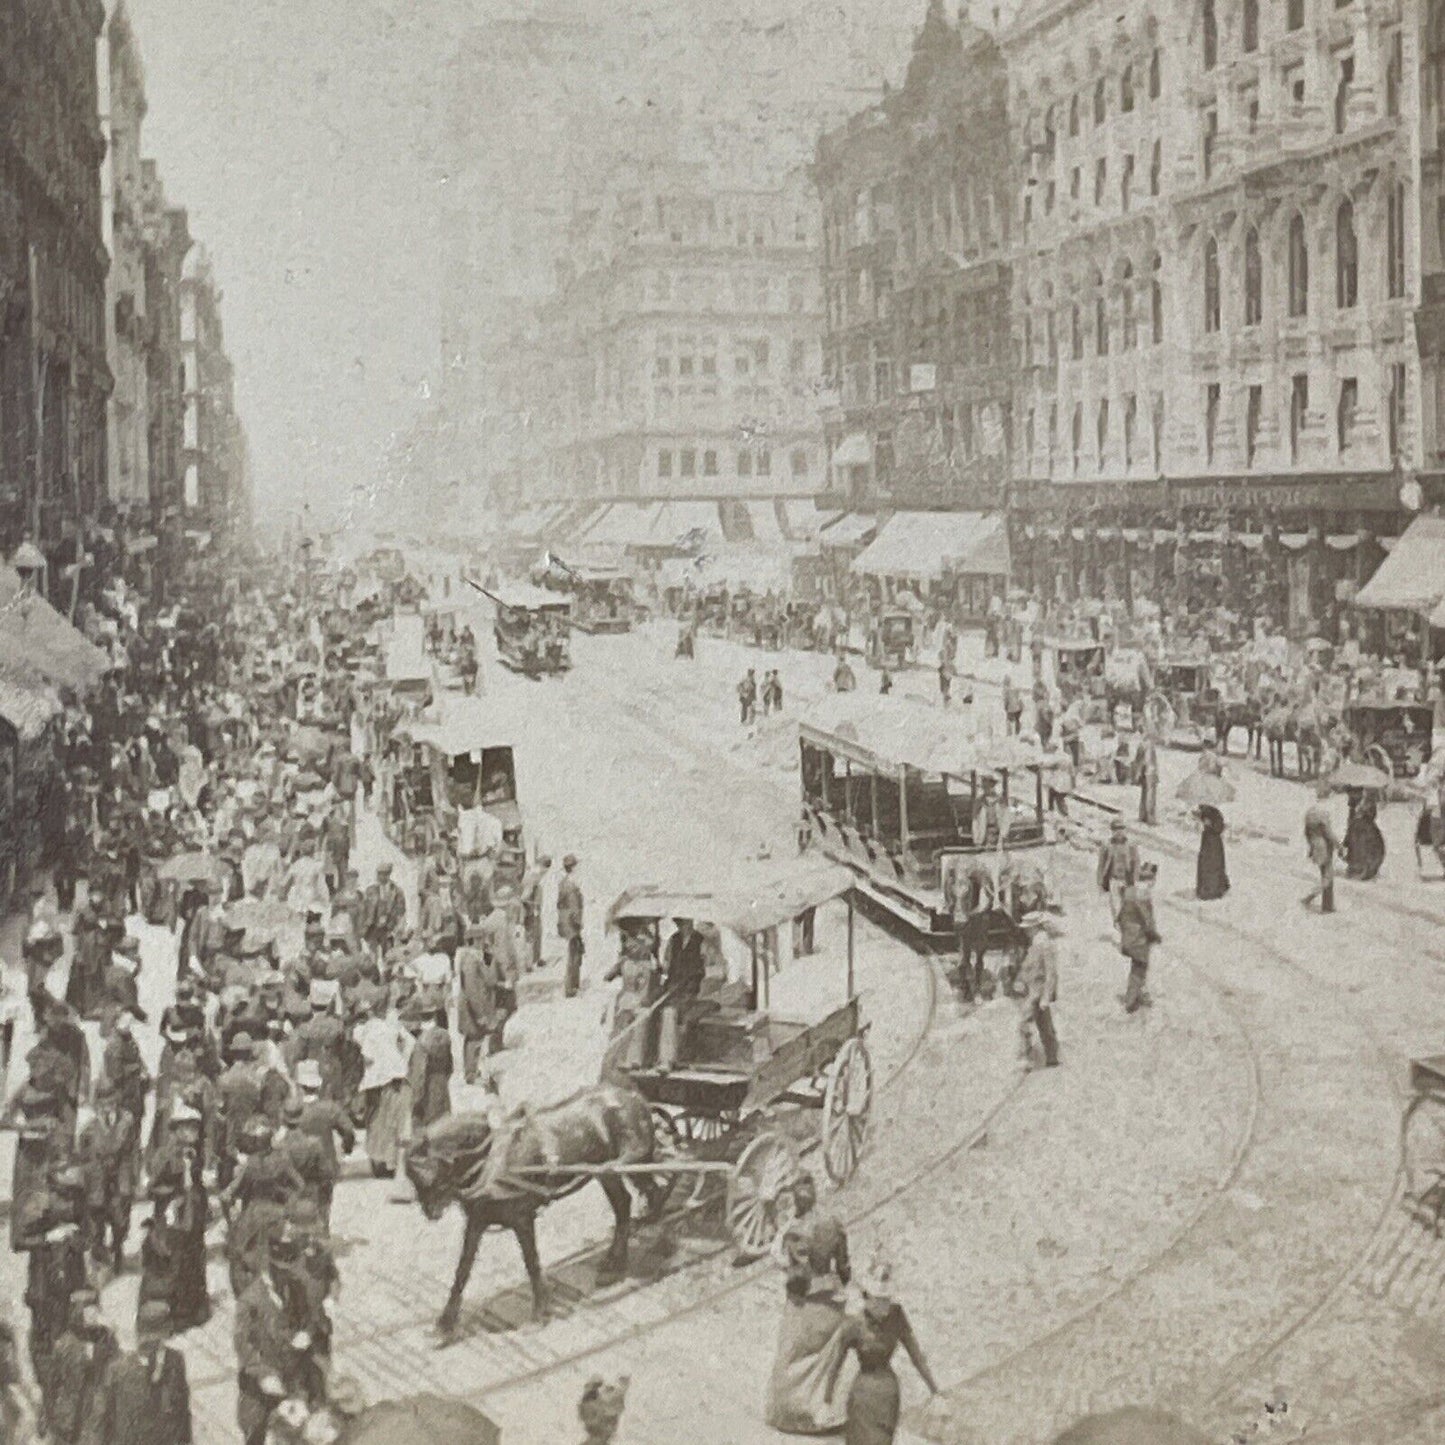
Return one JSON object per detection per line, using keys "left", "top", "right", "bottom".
{"left": 820, "top": 1037, "right": 874, "bottom": 1185}
{"left": 1401, "top": 1094, "right": 1445, "bottom": 1231}
{"left": 727, "top": 1132, "right": 798, "bottom": 1260}
{"left": 682, "top": 1111, "right": 737, "bottom": 1145}
{"left": 649, "top": 1106, "right": 710, "bottom": 1212}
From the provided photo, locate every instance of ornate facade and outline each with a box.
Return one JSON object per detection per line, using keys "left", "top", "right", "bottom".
{"left": 815, "top": 0, "right": 1014, "bottom": 509}
{"left": 1006, "top": 0, "right": 1421, "bottom": 631}
{"left": 0, "top": 0, "right": 111, "bottom": 567}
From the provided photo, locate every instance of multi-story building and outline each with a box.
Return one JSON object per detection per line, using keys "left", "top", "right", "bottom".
{"left": 512, "top": 156, "right": 825, "bottom": 509}
{"left": 0, "top": 0, "right": 111, "bottom": 572}
{"left": 815, "top": 0, "right": 1014, "bottom": 510}
{"left": 140, "top": 160, "right": 189, "bottom": 527}
{"left": 1007, "top": 0, "right": 1422, "bottom": 633}
{"left": 179, "top": 246, "right": 247, "bottom": 533}
{"left": 100, "top": 0, "right": 151, "bottom": 516}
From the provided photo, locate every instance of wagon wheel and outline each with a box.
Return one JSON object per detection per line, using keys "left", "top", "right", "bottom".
{"left": 649, "top": 1106, "right": 711, "bottom": 1212}
{"left": 1364, "top": 743, "right": 1395, "bottom": 781}
{"left": 682, "top": 1111, "right": 737, "bottom": 1145}
{"left": 727, "top": 1132, "right": 799, "bottom": 1260}
{"left": 820, "top": 1037, "right": 874, "bottom": 1185}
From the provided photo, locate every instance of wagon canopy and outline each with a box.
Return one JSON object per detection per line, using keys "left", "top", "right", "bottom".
{"left": 394, "top": 717, "right": 516, "bottom": 758}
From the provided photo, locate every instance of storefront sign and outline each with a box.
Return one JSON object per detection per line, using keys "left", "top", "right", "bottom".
{"left": 1171, "top": 476, "right": 1400, "bottom": 512}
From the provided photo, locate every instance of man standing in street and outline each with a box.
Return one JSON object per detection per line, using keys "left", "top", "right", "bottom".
{"left": 521, "top": 854, "right": 552, "bottom": 970}
{"left": 558, "top": 854, "right": 584, "bottom": 998}
{"left": 1117, "top": 861, "right": 1161, "bottom": 1013}
{"left": 1016, "top": 911, "right": 1060, "bottom": 1070}
{"left": 362, "top": 863, "right": 406, "bottom": 960}
{"left": 1097, "top": 818, "right": 1140, "bottom": 922}
{"left": 1303, "top": 781, "right": 1340, "bottom": 913}
{"left": 456, "top": 920, "right": 501, "bottom": 1083}
{"left": 1135, "top": 731, "right": 1160, "bottom": 826}
{"left": 88, "top": 1301, "right": 193, "bottom": 1445}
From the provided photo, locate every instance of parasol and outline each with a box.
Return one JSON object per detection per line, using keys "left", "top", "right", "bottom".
{"left": 1174, "top": 771, "right": 1236, "bottom": 806}
{"left": 1052, "top": 1408, "right": 1212, "bottom": 1445}
{"left": 157, "top": 852, "right": 226, "bottom": 887}
{"left": 338, "top": 1395, "right": 501, "bottom": 1445}
{"left": 1326, "top": 761, "right": 1391, "bottom": 791}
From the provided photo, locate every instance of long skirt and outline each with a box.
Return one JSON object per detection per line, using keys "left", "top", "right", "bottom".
{"left": 1196, "top": 832, "right": 1230, "bottom": 901}
{"left": 364, "top": 1080, "right": 408, "bottom": 1174}
{"left": 845, "top": 1366, "right": 900, "bottom": 1445}
{"left": 765, "top": 1292, "right": 849, "bottom": 1434}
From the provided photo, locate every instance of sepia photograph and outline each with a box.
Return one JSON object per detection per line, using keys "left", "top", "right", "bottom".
{"left": 4, "top": 0, "right": 1445, "bottom": 1440}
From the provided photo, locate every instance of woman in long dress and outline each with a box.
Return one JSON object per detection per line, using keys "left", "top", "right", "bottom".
{"left": 765, "top": 1173, "right": 851, "bottom": 1434}
{"left": 1195, "top": 805, "right": 1230, "bottom": 901}
{"left": 825, "top": 1260, "right": 938, "bottom": 1445}
{"left": 1344, "top": 789, "right": 1386, "bottom": 880}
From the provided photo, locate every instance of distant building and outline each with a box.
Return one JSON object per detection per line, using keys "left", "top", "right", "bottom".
{"left": 815, "top": 0, "right": 1015, "bottom": 510}
{"left": 506, "top": 157, "right": 825, "bottom": 507}
{"left": 100, "top": 0, "right": 151, "bottom": 515}
{"left": 140, "top": 161, "right": 189, "bottom": 529}
{"left": 0, "top": 0, "right": 111, "bottom": 571}
{"left": 1006, "top": 0, "right": 1422, "bottom": 634}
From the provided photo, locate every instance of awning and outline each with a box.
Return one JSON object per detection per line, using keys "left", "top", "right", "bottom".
{"left": 1355, "top": 514, "right": 1445, "bottom": 611}
{"left": 819, "top": 513, "right": 877, "bottom": 548}
{"left": 737, "top": 501, "right": 787, "bottom": 547}
{"left": 781, "top": 501, "right": 841, "bottom": 540}
{"left": 657, "top": 500, "right": 725, "bottom": 549}
{"left": 832, "top": 432, "right": 871, "bottom": 467}
{"left": 1277, "top": 532, "right": 1311, "bottom": 550}
{"left": 0, "top": 568, "right": 110, "bottom": 693}
{"left": 1325, "top": 532, "right": 1362, "bottom": 551}
{"left": 852, "top": 511, "right": 1010, "bottom": 581}
{"left": 0, "top": 668, "right": 61, "bottom": 741}
{"left": 578, "top": 502, "right": 666, "bottom": 548}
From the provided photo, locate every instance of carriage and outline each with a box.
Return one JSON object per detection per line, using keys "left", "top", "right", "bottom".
{"left": 567, "top": 566, "right": 635, "bottom": 635}
{"left": 798, "top": 693, "right": 1057, "bottom": 944}
{"left": 384, "top": 712, "right": 523, "bottom": 859}
{"left": 865, "top": 608, "right": 916, "bottom": 670}
{"left": 1341, "top": 700, "right": 1434, "bottom": 781}
{"left": 472, "top": 581, "right": 572, "bottom": 677}
{"left": 1041, "top": 637, "right": 1107, "bottom": 705}
{"left": 603, "top": 860, "right": 874, "bottom": 1257}
{"left": 1153, "top": 655, "right": 1217, "bottom": 744}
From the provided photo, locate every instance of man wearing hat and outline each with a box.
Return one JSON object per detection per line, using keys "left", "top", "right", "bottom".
{"left": 456, "top": 918, "right": 502, "bottom": 1082}
{"left": 284, "top": 982, "right": 347, "bottom": 1101}
{"left": 147, "top": 1101, "right": 211, "bottom": 1329}
{"left": 215, "top": 1032, "right": 266, "bottom": 1189}
{"left": 405, "top": 1001, "right": 453, "bottom": 1133}
{"left": 520, "top": 853, "right": 552, "bottom": 971}
{"left": 361, "top": 863, "right": 406, "bottom": 958}
{"left": 24, "top": 1174, "right": 89, "bottom": 1432}
{"left": 1117, "top": 860, "right": 1162, "bottom": 1013}
{"left": 100, "top": 1005, "right": 151, "bottom": 1128}
{"left": 46, "top": 1285, "right": 119, "bottom": 1445}
{"left": 329, "top": 867, "right": 364, "bottom": 952}
{"left": 88, "top": 1301, "right": 193, "bottom": 1445}
{"left": 78, "top": 1075, "right": 142, "bottom": 1271}
{"left": 285, "top": 1059, "right": 355, "bottom": 1226}
{"left": 1016, "top": 912, "right": 1061, "bottom": 1069}
{"left": 1096, "top": 817, "right": 1140, "bottom": 923}
{"left": 233, "top": 1233, "right": 300, "bottom": 1445}
{"left": 321, "top": 805, "right": 352, "bottom": 902}
{"left": 558, "top": 854, "right": 584, "bottom": 998}
{"left": 100, "top": 936, "right": 148, "bottom": 1023}
{"left": 276, "top": 1096, "right": 330, "bottom": 1223}
{"left": 24, "top": 914, "right": 66, "bottom": 999}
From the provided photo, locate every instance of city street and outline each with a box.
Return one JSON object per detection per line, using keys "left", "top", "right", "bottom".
{"left": 8, "top": 614, "right": 1443, "bottom": 1443}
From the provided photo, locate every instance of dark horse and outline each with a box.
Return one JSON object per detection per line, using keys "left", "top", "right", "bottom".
{"left": 405, "top": 1083, "right": 666, "bottom": 1335}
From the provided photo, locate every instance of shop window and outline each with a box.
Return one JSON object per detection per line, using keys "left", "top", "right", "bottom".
{"left": 1203, "top": 235, "right": 1221, "bottom": 333}
{"left": 1336, "top": 378, "right": 1358, "bottom": 452}
{"left": 1244, "top": 228, "right": 1262, "bottom": 326}
{"left": 1287, "top": 214, "right": 1308, "bottom": 318}
{"left": 1205, "top": 382, "right": 1220, "bottom": 463}
{"left": 1290, "top": 373, "right": 1308, "bottom": 462}
{"left": 1202, "top": 0, "right": 1217, "bottom": 70}
{"left": 1336, "top": 200, "right": 1358, "bottom": 309}
{"left": 1243, "top": 0, "right": 1258, "bottom": 53}
{"left": 1246, "top": 385, "right": 1262, "bottom": 467}
{"left": 658, "top": 449, "right": 673, "bottom": 478}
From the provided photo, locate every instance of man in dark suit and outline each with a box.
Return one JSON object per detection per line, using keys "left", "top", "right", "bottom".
{"left": 89, "top": 1301, "right": 193, "bottom": 1445}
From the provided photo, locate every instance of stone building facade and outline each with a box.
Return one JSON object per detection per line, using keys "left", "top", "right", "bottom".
{"left": 1006, "top": 0, "right": 1421, "bottom": 633}
{"left": 814, "top": 0, "right": 1015, "bottom": 510}
{"left": 506, "top": 157, "right": 826, "bottom": 505}
{"left": 100, "top": 0, "right": 151, "bottom": 515}
{"left": 140, "top": 160, "right": 189, "bottom": 528}
{"left": 0, "top": 0, "right": 111, "bottom": 570}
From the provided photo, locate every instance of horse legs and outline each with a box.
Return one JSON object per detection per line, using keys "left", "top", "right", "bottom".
{"left": 437, "top": 1210, "right": 485, "bottom": 1338}
{"left": 512, "top": 1212, "right": 550, "bottom": 1320}
{"left": 596, "top": 1177, "right": 633, "bottom": 1287}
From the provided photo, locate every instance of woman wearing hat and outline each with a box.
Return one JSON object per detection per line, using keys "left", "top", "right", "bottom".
{"left": 824, "top": 1251, "right": 938, "bottom": 1444}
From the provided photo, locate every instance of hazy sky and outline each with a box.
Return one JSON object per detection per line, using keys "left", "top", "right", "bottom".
{"left": 128, "top": 0, "right": 456, "bottom": 523}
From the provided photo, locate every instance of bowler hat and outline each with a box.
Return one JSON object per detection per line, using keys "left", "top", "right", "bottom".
{"left": 136, "top": 1300, "right": 172, "bottom": 1343}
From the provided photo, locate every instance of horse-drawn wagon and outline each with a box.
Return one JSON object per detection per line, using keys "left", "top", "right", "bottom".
{"left": 1341, "top": 699, "right": 1433, "bottom": 781}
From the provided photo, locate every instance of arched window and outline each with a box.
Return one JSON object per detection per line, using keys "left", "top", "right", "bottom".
{"left": 1203, "top": 235, "right": 1221, "bottom": 333}
{"left": 1151, "top": 253, "right": 1164, "bottom": 344}
{"left": 1121, "top": 64, "right": 1135, "bottom": 113}
{"left": 1094, "top": 78, "right": 1107, "bottom": 125}
{"left": 1287, "top": 213, "right": 1309, "bottom": 318}
{"left": 1336, "top": 199, "right": 1358, "bottom": 309}
{"left": 1244, "top": 227, "right": 1262, "bottom": 326}
{"left": 1122, "top": 263, "right": 1137, "bottom": 348}
{"left": 1095, "top": 270, "right": 1108, "bottom": 356}
{"left": 1069, "top": 94, "right": 1080, "bottom": 137}
{"left": 1071, "top": 302, "right": 1083, "bottom": 359}
{"left": 1201, "top": 0, "right": 1217, "bottom": 70}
